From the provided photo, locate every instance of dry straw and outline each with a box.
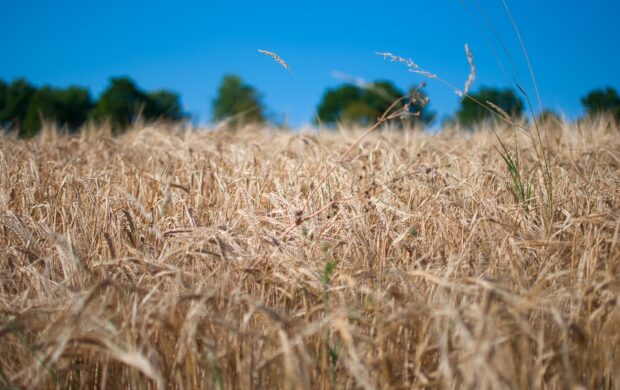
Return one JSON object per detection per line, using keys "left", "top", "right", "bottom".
{"left": 0, "top": 120, "right": 619, "bottom": 388}
{"left": 462, "top": 44, "right": 476, "bottom": 96}
{"left": 377, "top": 44, "right": 476, "bottom": 98}
{"left": 375, "top": 52, "right": 438, "bottom": 79}
{"left": 258, "top": 49, "right": 291, "bottom": 71}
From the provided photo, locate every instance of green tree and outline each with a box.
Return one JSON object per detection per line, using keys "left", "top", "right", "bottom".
{"left": 0, "top": 78, "right": 36, "bottom": 132}
{"left": 22, "top": 86, "right": 93, "bottom": 137}
{"left": 0, "top": 80, "right": 6, "bottom": 125}
{"left": 456, "top": 86, "right": 523, "bottom": 128}
{"left": 58, "top": 87, "right": 93, "bottom": 129}
{"left": 212, "top": 75, "right": 266, "bottom": 127}
{"left": 316, "top": 84, "right": 363, "bottom": 125}
{"left": 91, "top": 77, "right": 147, "bottom": 131}
{"left": 581, "top": 87, "right": 620, "bottom": 121}
{"left": 316, "top": 81, "right": 433, "bottom": 127}
{"left": 145, "top": 90, "right": 184, "bottom": 121}
{"left": 91, "top": 77, "right": 184, "bottom": 131}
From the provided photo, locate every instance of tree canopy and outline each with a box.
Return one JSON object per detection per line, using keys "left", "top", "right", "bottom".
{"left": 212, "top": 75, "right": 266, "bottom": 127}
{"left": 315, "top": 81, "right": 434, "bottom": 127}
{"left": 22, "top": 86, "right": 93, "bottom": 137}
{"left": 581, "top": 87, "right": 620, "bottom": 122}
{"left": 0, "top": 77, "right": 184, "bottom": 137}
{"left": 91, "top": 77, "right": 184, "bottom": 132}
{"left": 2, "top": 74, "right": 619, "bottom": 137}
{"left": 456, "top": 86, "right": 524, "bottom": 128}
{"left": 91, "top": 77, "right": 146, "bottom": 130}
{"left": 145, "top": 90, "right": 185, "bottom": 122}
{"left": 0, "top": 79, "right": 35, "bottom": 134}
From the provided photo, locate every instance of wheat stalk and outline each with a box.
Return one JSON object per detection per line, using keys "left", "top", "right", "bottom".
{"left": 375, "top": 52, "right": 438, "bottom": 79}
{"left": 258, "top": 49, "right": 291, "bottom": 71}
{"left": 376, "top": 46, "right": 476, "bottom": 99}
{"left": 0, "top": 120, "right": 619, "bottom": 388}
{"left": 461, "top": 44, "right": 476, "bottom": 97}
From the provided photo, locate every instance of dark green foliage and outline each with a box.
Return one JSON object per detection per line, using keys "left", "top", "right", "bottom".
{"left": 145, "top": 90, "right": 184, "bottom": 121}
{"left": 91, "top": 77, "right": 184, "bottom": 132}
{"left": 581, "top": 87, "right": 620, "bottom": 121}
{"left": 0, "top": 80, "right": 6, "bottom": 121}
{"left": 315, "top": 81, "right": 433, "bottom": 127}
{"left": 0, "top": 76, "right": 183, "bottom": 136}
{"left": 22, "top": 86, "right": 93, "bottom": 137}
{"left": 0, "top": 79, "right": 90, "bottom": 137}
{"left": 456, "top": 86, "right": 524, "bottom": 128}
{"left": 56, "top": 87, "right": 94, "bottom": 129}
{"left": 0, "top": 78, "right": 35, "bottom": 132}
{"left": 212, "top": 75, "right": 266, "bottom": 127}
{"left": 91, "top": 77, "right": 147, "bottom": 131}
{"left": 316, "top": 84, "right": 362, "bottom": 125}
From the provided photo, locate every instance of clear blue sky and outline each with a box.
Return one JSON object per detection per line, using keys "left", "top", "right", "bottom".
{"left": 1, "top": 0, "right": 619, "bottom": 127}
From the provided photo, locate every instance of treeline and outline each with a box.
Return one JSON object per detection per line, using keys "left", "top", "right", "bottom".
{"left": 0, "top": 77, "right": 184, "bottom": 137}
{"left": 1, "top": 74, "right": 619, "bottom": 137}
{"left": 220, "top": 75, "right": 619, "bottom": 129}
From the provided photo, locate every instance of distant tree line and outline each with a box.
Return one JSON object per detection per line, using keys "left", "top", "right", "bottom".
{"left": 212, "top": 75, "right": 620, "bottom": 130}
{"left": 1, "top": 74, "right": 619, "bottom": 137}
{"left": 0, "top": 77, "right": 184, "bottom": 137}
{"left": 453, "top": 86, "right": 620, "bottom": 129}
{"left": 315, "top": 81, "right": 435, "bottom": 127}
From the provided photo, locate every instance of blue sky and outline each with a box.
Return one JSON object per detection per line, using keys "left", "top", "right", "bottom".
{"left": 1, "top": 0, "right": 619, "bottom": 127}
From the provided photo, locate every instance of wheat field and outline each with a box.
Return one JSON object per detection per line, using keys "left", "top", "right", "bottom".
{"left": 0, "top": 120, "right": 619, "bottom": 389}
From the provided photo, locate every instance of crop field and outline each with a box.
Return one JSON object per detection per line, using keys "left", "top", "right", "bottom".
{"left": 0, "top": 120, "right": 619, "bottom": 388}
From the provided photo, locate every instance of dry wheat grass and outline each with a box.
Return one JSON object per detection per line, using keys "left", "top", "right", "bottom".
{"left": 0, "top": 120, "right": 619, "bottom": 388}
